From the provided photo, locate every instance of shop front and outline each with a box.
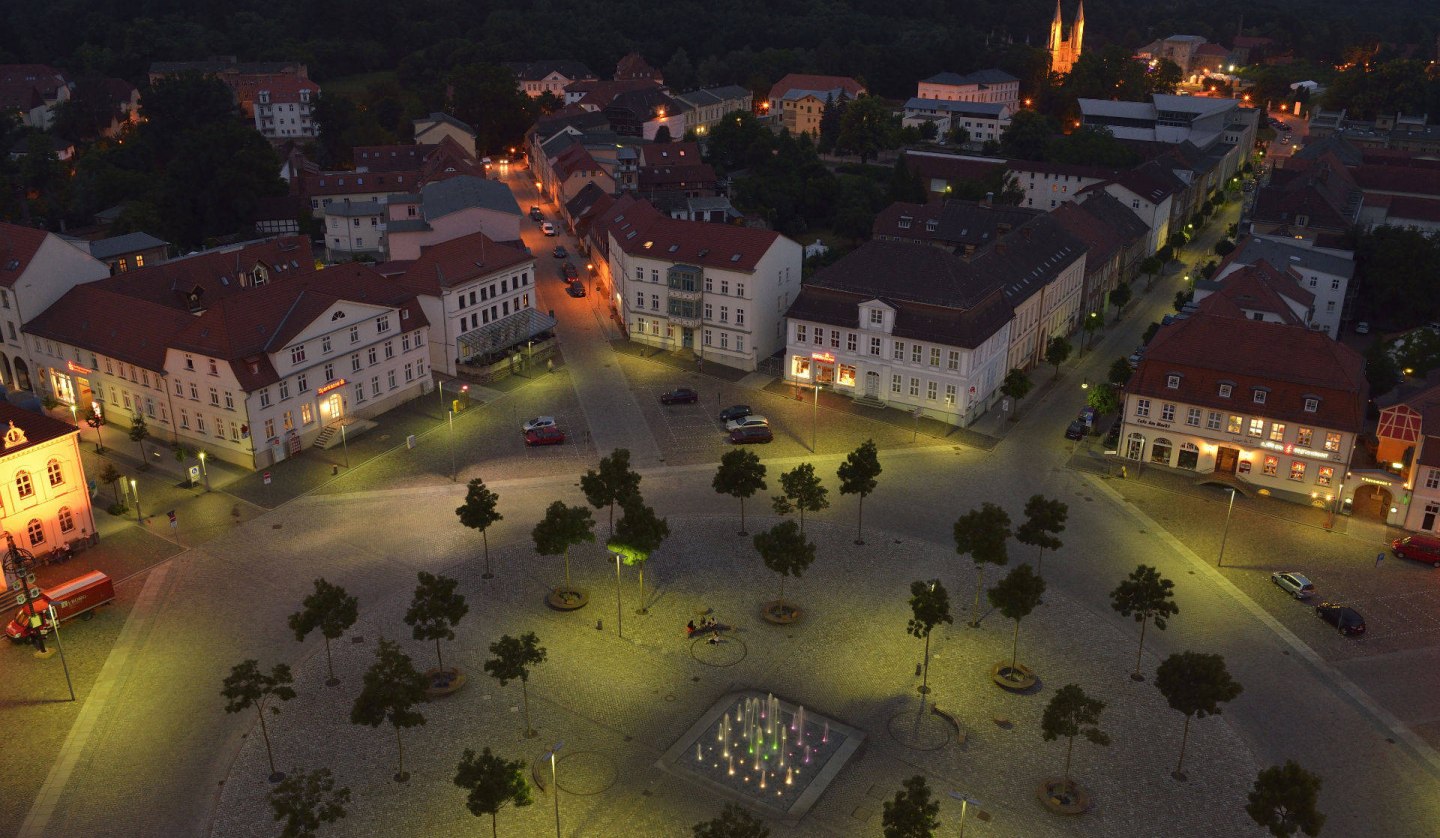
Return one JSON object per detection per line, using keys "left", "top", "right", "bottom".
{"left": 47, "top": 360, "right": 97, "bottom": 410}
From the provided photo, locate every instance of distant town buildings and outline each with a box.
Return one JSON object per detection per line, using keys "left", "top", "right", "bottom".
{"left": 766, "top": 74, "right": 866, "bottom": 137}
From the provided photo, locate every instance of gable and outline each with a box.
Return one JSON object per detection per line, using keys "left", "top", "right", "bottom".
{"left": 286, "top": 300, "right": 396, "bottom": 349}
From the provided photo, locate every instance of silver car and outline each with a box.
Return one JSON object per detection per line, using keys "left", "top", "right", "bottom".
{"left": 1271, "top": 571, "right": 1315, "bottom": 600}
{"left": 725, "top": 414, "right": 769, "bottom": 432}
{"left": 522, "top": 416, "right": 556, "bottom": 433}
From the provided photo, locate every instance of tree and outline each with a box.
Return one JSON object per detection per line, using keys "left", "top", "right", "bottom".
{"left": 457, "top": 478, "right": 503, "bottom": 579}
{"left": 953, "top": 502, "right": 1011, "bottom": 627}
{"left": 1087, "top": 382, "right": 1121, "bottom": 415}
{"left": 1045, "top": 336, "right": 1071, "bottom": 379}
{"left": 608, "top": 493, "right": 670, "bottom": 613}
{"left": 1041, "top": 684, "right": 1109, "bottom": 789}
{"left": 653, "top": 125, "right": 673, "bottom": 144}
{"left": 1110, "top": 564, "right": 1179, "bottom": 681}
{"left": 907, "top": 580, "right": 952, "bottom": 695}
{"left": 454, "top": 747, "right": 532, "bottom": 838}
{"left": 485, "top": 632, "right": 546, "bottom": 738}
{"left": 83, "top": 406, "right": 106, "bottom": 452}
{"left": 288, "top": 578, "right": 359, "bottom": 687}
{"left": 99, "top": 462, "right": 124, "bottom": 506}
{"left": 987, "top": 564, "right": 1046, "bottom": 676}
{"left": 1108, "top": 356, "right": 1134, "bottom": 386}
{"left": 1082, "top": 311, "right": 1103, "bottom": 352}
{"left": 712, "top": 449, "right": 767, "bottom": 535}
{"left": 837, "top": 440, "right": 881, "bottom": 545}
{"left": 1138, "top": 255, "right": 1163, "bottom": 289}
{"left": 350, "top": 638, "right": 428, "bottom": 782}
{"left": 174, "top": 443, "right": 196, "bottom": 486}
{"left": 918, "top": 121, "right": 938, "bottom": 141}
{"left": 886, "top": 157, "right": 926, "bottom": 205}
{"left": 268, "top": 768, "right": 350, "bottom": 838}
{"left": 1000, "top": 110, "right": 1056, "bottom": 161}
{"left": 1155, "top": 651, "right": 1243, "bottom": 779}
{"left": 1000, "top": 368, "right": 1032, "bottom": 420}
{"left": 772, "top": 462, "right": 829, "bottom": 537}
{"left": 128, "top": 415, "right": 150, "bottom": 464}
{"left": 1109, "top": 282, "right": 1133, "bottom": 316}
{"left": 1246, "top": 761, "right": 1326, "bottom": 838}
{"left": 836, "top": 95, "right": 900, "bottom": 164}
{"left": 693, "top": 804, "right": 770, "bottom": 838}
{"left": 817, "top": 92, "right": 845, "bottom": 154}
{"left": 947, "top": 124, "right": 970, "bottom": 146}
{"left": 753, "top": 519, "right": 815, "bottom": 603}
{"left": 403, "top": 571, "right": 468, "bottom": 675}
{"left": 221, "top": 660, "right": 296, "bottom": 782}
{"left": 580, "top": 448, "right": 642, "bottom": 535}
{"left": 1214, "top": 238, "right": 1236, "bottom": 257}
{"left": 1014, "top": 494, "right": 1066, "bottom": 577}
{"left": 447, "top": 63, "right": 537, "bottom": 155}
{"left": 531, "top": 501, "right": 596, "bottom": 595}
{"left": 881, "top": 775, "right": 940, "bottom": 838}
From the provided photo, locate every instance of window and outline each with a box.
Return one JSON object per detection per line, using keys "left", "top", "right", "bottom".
{"left": 1317, "top": 466, "right": 1334, "bottom": 487}
{"left": 180, "top": 409, "right": 190, "bottom": 429}
{"left": 720, "top": 280, "right": 729, "bottom": 295}
{"left": 301, "top": 404, "right": 314, "bottom": 426}
{"left": 1247, "top": 418, "right": 1264, "bottom": 437}
{"left": 354, "top": 382, "right": 365, "bottom": 404}
{"left": 737, "top": 283, "right": 745, "bottom": 297}
{"left": 388, "top": 370, "right": 397, "bottom": 390}
{"left": 945, "top": 384, "right": 957, "bottom": 405}
{"left": 891, "top": 375, "right": 902, "bottom": 394}
{"left": 298, "top": 374, "right": 309, "bottom": 393}
{"left": 909, "top": 378, "right": 919, "bottom": 397}
{"left": 26, "top": 518, "right": 43, "bottom": 547}
{"left": 1177, "top": 442, "right": 1199, "bottom": 470}
{"left": 351, "top": 325, "right": 362, "bottom": 344}
{"left": 324, "top": 362, "right": 334, "bottom": 382}
{"left": 650, "top": 294, "right": 660, "bottom": 311}
{"left": 16, "top": 470, "right": 33, "bottom": 498}
{"left": 719, "top": 306, "right": 728, "bottom": 323}
{"left": 58, "top": 507, "right": 74, "bottom": 533}
{"left": 947, "top": 350, "right": 960, "bottom": 371}
{"left": 736, "top": 309, "right": 745, "bottom": 326}
{"left": 1218, "top": 383, "right": 1232, "bottom": 398}
{"left": 930, "top": 348, "right": 940, "bottom": 367}
{"left": 1269, "top": 423, "right": 1285, "bottom": 442}
{"left": 1166, "top": 374, "right": 1180, "bottom": 389}
{"left": 291, "top": 345, "right": 306, "bottom": 365}
{"left": 926, "top": 381, "right": 937, "bottom": 401}
{"left": 1303, "top": 398, "right": 1318, "bottom": 413}
{"left": 208, "top": 359, "right": 218, "bottom": 376}
{"left": 1330, "top": 278, "right": 1340, "bottom": 290}
{"left": 893, "top": 341, "right": 905, "bottom": 360}
{"left": 796, "top": 325, "right": 807, "bottom": 343}
{"left": 46, "top": 459, "right": 63, "bottom": 487}
{"left": 209, "top": 387, "right": 220, "bottom": 406}
{"left": 1263, "top": 456, "right": 1278, "bottom": 476}
{"left": 811, "top": 327, "right": 823, "bottom": 345}
{"left": 1161, "top": 403, "right": 1175, "bottom": 422}
{"left": 830, "top": 330, "right": 840, "bottom": 348}
{"left": 264, "top": 418, "right": 275, "bottom": 439}
{"left": 1207, "top": 411, "right": 1222, "bottom": 430}
{"left": 1135, "top": 399, "right": 1150, "bottom": 417}
{"left": 1150, "top": 438, "right": 1172, "bottom": 465}
{"left": 259, "top": 389, "right": 271, "bottom": 408}
{"left": 1324, "top": 432, "right": 1341, "bottom": 452}
{"left": 1253, "top": 389, "right": 1267, "bottom": 404}
{"left": 383, "top": 341, "right": 394, "bottom": 360}
{"left": 1289, "top": 460, "right": 1306, "bottom": 481}
{"left": 351, "top": 354, "right": 361, "bottom": 373}
{"left": 321, "top": 336, "right": 332, "bottom": 354}
{"left": 1427, "top": 468, "right": 1440, "bottom": 490}
{"left": 847, "top": 334, "right": 857, "bottom": 352}
{"left": 376, "top": 315, "right": 391, "bottom": 333}
{"left": 367, "top": 347, "right": 377, "bottom": 365}
{"left": 184, "top": 354, "right": 194, "bottom": 371}
{"left": 869, "top": 309, "right": 883, "bottom": 325}
{"left": 1297, "top": 427, "right": 1313, "bottom": 447}
{"left": 279, "top": 380, "right": 291, "bottom": 400}
{"left": 911, "top": 345, "right": 921, "bottom": 364}
{"left": 869, "top": 337, "right": 881, "bottom": 356}
{"left": 1186, "top": 408, "right": 1201, "bottom": 426}
{"left": 1227, "top": 415, "right": 1242, "bottom": 434}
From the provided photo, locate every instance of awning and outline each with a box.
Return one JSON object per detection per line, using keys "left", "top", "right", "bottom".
{"left": 457, "top": 308, "right": 557, "bottom": 362}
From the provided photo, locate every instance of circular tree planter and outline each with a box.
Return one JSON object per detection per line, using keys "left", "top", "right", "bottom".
{"left": 546, "top": 587, "right": 589, "bottom": 610}
{"left": 425, "top": 667, "right": 466, "bottom": 698}
{"left": 761, "top": 599, "right": 803, "bottom": 624}
{"left": 1037, "top": 778, "right": 1091, "bottom": 815}
{"left": 991, "top": 661, "right": 1038, "bottom": 692}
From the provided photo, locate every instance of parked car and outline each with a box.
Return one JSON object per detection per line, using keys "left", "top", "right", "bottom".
{"left": 1270, "top": 571, "right": 1316, "bottom": 600}
{"left": 1391, "top": 534, "right": 1440, "bottom": 567}
{"left": 530, "top": 206, "right": 543, "bottom": 221}
{"left": 1103, "top": 418, "right": 1122, "bottom": 450}
{"left": 1126, "top": 352, "right": 1143, "bottom": 369}
{"left": 719, "top": 404, "right": 752, "bottom": 422}
{"left": 540, "top": 221, "right": 557, "bottom": 236}
{"left": 524, "top": 426, "right": 566, "bottom": 446}
{"left": 1354, "top": 321, "right": 1370, "bottom": 335}
{"left": 565, "top": 283, "right": 586, "bottom": 298}
{"left": 522, "top": 416, "right": 557, "bottom": 432}
{"left": 1315, "top": 602, "right": 1366, "bottom": 636}
{"left": 551, "top": 245, "right": 568, "bottom": 259}
{"left": 725, "top": 414, "right": 769, "bottom": 432}
{"left": 562, "top": 262, "right": 579, "bottom": 280}
{"left": 1065, "top": 418, "right": 1088, "bottom": 441}
{"left": 660, "top": 387, "right": 699, "bottom": 405}
{"left": 729, "top": 425, "right": 774, "bottom": 444}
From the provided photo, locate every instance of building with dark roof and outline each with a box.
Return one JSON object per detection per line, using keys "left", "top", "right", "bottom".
{"left": 1374, "top": 372, "right": 1440, "bottom": 530}
{"left": 1121, "top": 310, "right": 1365, "bottom": 506}
{"left": 0, "top": 400, "right": 96, "bottom": 579}
{"left": 506, "top": 60, "right": 598, "bottom": 98}
{"left": 1220, "top": 235, "right": 1354, "bottom": 336}
{"left": 0, "top": 222, "right": 111, "bottom": 392}
{"left": 916, "top": 69, "right": 1020, "bottom": 111}
{"left": 674, "top": 86, "right": 753, "bottom": 137}
{"left": 84, "top": 232, "right": 170, "bottom": 274}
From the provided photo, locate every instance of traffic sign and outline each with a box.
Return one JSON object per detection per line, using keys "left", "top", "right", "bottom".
{"left": 263, "top": 472, "right": 272, "bottom": 485}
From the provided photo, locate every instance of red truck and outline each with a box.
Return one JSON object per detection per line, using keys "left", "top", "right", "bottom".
{"left": 6, "top": 570, "right": 114, "bottom": 642}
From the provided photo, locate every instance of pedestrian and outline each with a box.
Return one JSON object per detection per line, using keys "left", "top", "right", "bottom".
{"left": 1376, "top": 552, "right": 1384, "bottom": 568}
{"left": 708, "top": 628, "right": 722, "bottom": 645}
{"left": 686, "top": 620, "right": 696, "bottom": 635}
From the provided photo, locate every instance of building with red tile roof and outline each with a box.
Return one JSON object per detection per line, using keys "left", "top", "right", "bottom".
{"left": 0, "top": 65, "right": 70, "bottom": 129}
{"left": 1373, "top": 373, "right": 1440, "bottom": 529}
{"left": 0, "top": 222, "right": 111, "bottom": 393}
{"left": 1193, "top": 259, "right": 1314, "bottom": 328}
{"left": 252, "top": 76, "right": 321, "bottom": 141}
{"left": 615, "top": 53, "right": 661, "bottom": 83}
{"left": 1121, "top": 310, "right": 1366, "bottom": 506}
{"left": 0, "top": 400, "right": 97, "bottom": 584}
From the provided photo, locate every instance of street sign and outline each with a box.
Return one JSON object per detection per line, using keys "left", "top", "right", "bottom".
{"left": 188, "top": 465, "right": 201, "bottom": 482}
{"left": 263, "top": 472, "right": 272, "bottom": 485}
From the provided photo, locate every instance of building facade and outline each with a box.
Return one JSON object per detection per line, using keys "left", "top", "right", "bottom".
{"left": 254, "top": 78, "right": 320, "bottom": 141}
{"left": 0, "top": 403, "right": 97, "bottom": 592}
{"left": 916, "top": 70, "right": 1020, "bottom": 111}
{"left": 0, "top": 223, "right": 111, "bottom": 393}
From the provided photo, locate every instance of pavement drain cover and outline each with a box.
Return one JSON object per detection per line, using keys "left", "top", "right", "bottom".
{"left": 886, "top": 707, "right": 951, "bottom": 752}
{"left": 556, "top": 751, "right": 618, "bottom": 795}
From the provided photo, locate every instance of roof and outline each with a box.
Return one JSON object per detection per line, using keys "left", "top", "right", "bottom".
{"left": 255, "top": 76, "right": 319, "bottom": 103}
{"left": 921, "top": 69, "right": 1018, "bottom": 87}
{"left": 0, "top": 82, "right": 43, "bottom": 111}
{"left": 905, "top": 99, "right": 1008, "bottom": 118}
{"left": 24, "top": 285, "right": 197, "bottom": 370}
{"left": 615, "top": 53, "right": 660, "bottom": 81}
{"left": 1385, "top": 195, "right": 1440, "bottom": 223}
{"left": 552, "top": 144, "right": 604, "bottom": 181}
{"left": 1131, "top": 312, "right": 1367, "bottom": 432}
{"left": 1075, "top": 192, "right": 1151, "bottom": 244}
{"left": 420, "top": 176, "right": 521, "bottom": 220}
{"left": 564, "top": 78, "right": 661, "bottom": 105}
{"left": 415, "top": 112, "right": 475, "bottom": 136}
{"left": 900, "top": 150, "right": 1005, "bottom": 185}
{"left": 324, "top": 201, "right": 385, "bottom": 218}
{"left": 1352, "top": 164, "right": 1440, "bottom": 198}
{"left": 601, "top": 198, "right": 783, "bottom": 272}
{"left": 1251, "top": 163, "right": 1358, "bottom": 231}
{"left": 505, "top": 60, "right": 596, "bottom": 82}
{"left": 639, "top": 142, "right": 702, "bottom": 165}
{"left": 1230, "top": 235, "right": 1354, "bottom": 279}
{"left": 0, "top": 223, "right": 52, "bottom": 285}
{"left": 1050, "top": 201, "right": 1124, "bottom": 270}
{"left": 768, "top": 74, "right": 865, "bottom": 102}
{"left": 638, "top": 164, "right": 717, "bottom": 189}
{"left": 0, "top": 65, "right": 67, "bottom": 98}
{"left": 354, "top": 144, "right": 435, "bottom": 172}
{"left": 674, "top": 86, "right": 751, "bottom": 108}
{"left": 88, "top": 232, "right": 168, "bottom": 260}
{"left": 973, "top": 214, "right": 1085, "bottom": 306}
{"left": 90, "top": 236, "right": 314, "bottom": 311}
{"left": 396, "top": 231, "right": 533, "bottom": 295}
{"left": 302, "top": 171, "right": 418, "bottom": 197}
{"left": 0, "top": 400, "right": 76, "bottom": 452}
{"left": 1201, "top": 259, "right": 1313, "bottom": 325}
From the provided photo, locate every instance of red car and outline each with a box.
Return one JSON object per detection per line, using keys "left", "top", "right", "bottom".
{"left": 660, "top": 387, "right": 698, "bottom": 405}
{"left": 524, "top": 426, "right": 566, "bottom": 446}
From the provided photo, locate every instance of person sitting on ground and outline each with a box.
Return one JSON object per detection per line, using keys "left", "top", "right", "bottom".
{"left": 686, "top": 620, "right": 696, "bottom": 635}
{"left": 708, "top": 628, "right": 722, "bottom": 644}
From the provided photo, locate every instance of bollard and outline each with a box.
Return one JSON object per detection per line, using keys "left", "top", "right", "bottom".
{"left": 915, "top": 663, "right": 923, "bottom": 677}
{"left": 596, "top": 620, "right": 603, "bottom": 631}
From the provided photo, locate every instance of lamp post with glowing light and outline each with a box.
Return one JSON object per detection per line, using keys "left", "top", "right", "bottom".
{"left": 1216, "top": 487, "right": 1237, "bottom": 567}
{"left": 131, "top": 478, "right": 142, "bottom": 524}
{"left": 198, "top": 450, "right": 210, "bottom": 492}
{"left": 543, "top": 741, "right": 564, "bottom": 838}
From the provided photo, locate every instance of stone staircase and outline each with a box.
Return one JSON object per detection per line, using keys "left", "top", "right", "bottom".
{"left": 311, "top": 425, "right": 338, "bottom": 449}
{"left": 852, "top": 394, "right": 887, "bottom": 410}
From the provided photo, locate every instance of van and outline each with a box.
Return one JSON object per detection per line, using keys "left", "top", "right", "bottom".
{"left": 5, "top": 570, "right": 115, "bottom": 641}
{"left": 1391, "top": 534, "right": 1440, "bottom": 568}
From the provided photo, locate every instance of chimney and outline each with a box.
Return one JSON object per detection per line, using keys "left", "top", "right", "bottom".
{"left": 984, "top": 191, "right": 994, "bottom": 206}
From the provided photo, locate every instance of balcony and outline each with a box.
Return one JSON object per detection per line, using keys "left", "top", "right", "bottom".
{"left": 667, "top": 285, "right": 701, "bottom": 302}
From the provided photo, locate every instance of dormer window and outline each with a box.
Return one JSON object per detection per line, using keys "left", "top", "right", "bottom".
{"left": 925, "top": 219, "right": 938, "bottom": 232}
{"left": 258, "top": 91, "right": 270, "bottom": 105}
{"left": 1253, "top": 388, "right": 1268, "bottom": 404}
{"left": 1303, "top": 397, "right": 1319, "bottom": 413}
{"left": 898, "top": 216, "right": 912, "bottom": 230}
{"left": 1166, "top": 374, "right": 1181, "bottom": 389}
{"left": 869, "top": 309, "right": 883, "bottom": 325}
{"left": 1218, "top": 383, "right": 1232, "bottom": 398}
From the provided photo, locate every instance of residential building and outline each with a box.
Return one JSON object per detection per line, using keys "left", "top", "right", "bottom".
{"left": 604, "top": 87, "right": 686, "bottom": 140}
{"left": 615, "top": 53, "right": 662, "bottom": 84}
{"left": 916, "top": 70, "right": 1020, "bottom": 111}
{"left": 1248, "top": 156, "right": 1361, "bottom": 242}
{"left": 1136, "top": 35, "right": 1209, "bottom": 75}
{"left": 902, "top": 100, "right": 1011, "bottom": 145}
{"left": 1374, "top": 375, "right": 1440, "bottom": 530}
{"left": 767, "top": 74, "right": 866, "bottom": 134}
{"left": 84, "top": 232, "right": 170, "bottom": 275}
{"left": 563, "top": 78, "right": 660, "bottom": 108}
{"left": 0, "top": 223, "right": 111, "bottom": 392}
{"left": 324, "top": 202, "right": 388, "bottom": 261}
{"left": 1072, "top": 191, "right": 1152, "bottom": 283}
{"left": 302, "top": 171, "right": 421, "bottom": 220}
{"left": 1120, "top": 311, "right": 1366, "bottom": 507}
{"left": 1192, "top": 261, "right": 1317, "bottom": 329}
{"left": 674, "top": 86, "right": 753, "bottom": 136}
{"left": 1007, "top": 159, "right": 1113, "bottom": 210}
{"left": 385, "top": 176, "right": 523, "bottom": 261}
{"left": 506, "top": 60, "right": 597, "bottom": 98}
{"left": 783, "top": 240, "right": 1013, "bottom": 426}
{"left": 0, "top": 65, "right": 70, "bottom": 129}
{"left": 393, "top": 232, "right": 545, "bottom": 378}
{"left": 354, "top": 144, "right": 434, "bottom": 173}
{"left": 1084, "top": 166, "right": 1182, "bottom": 255}
{"left": 253, "top": 77, "right": 320, "bottom": 141}
{"left": 1048, "top": 1, "right": 1085, "bottom": 75}
{"left": 0, "top": 402, "right": 97, "bottom": 584}
{"left": 603, "top": 197, "right": 802, "bottom": 371}
{"left": 1051, "top": 200, "right": 1129, "bottom": 317}
{"left": 413, "top": 113, "right": 478, "bottom": 158}
{"left": 539, "top": 144, "right": 617, "bottom": 208}
{"left": 981, "top": 215, "right": 1086, "bottom": 371}
{"left": 898, "top": 150, "right": 1006, "bottom": 202}
{"left": 148, "top": 59, "right": 308, "bottom": 118}
{"left": 1220, "top": 235, "right": 1354, "bottom": 336}
{"left": 871, "top": 200, "right": 1040, "bottom": 256}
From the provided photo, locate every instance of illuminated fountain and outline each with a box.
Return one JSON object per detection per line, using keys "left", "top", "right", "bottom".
{"left": 658, "top": 690, "right": 865, "bottom": 818}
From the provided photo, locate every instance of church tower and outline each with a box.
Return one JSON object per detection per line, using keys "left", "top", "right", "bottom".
{"left": 1049, "top": 0, "right": 1084, "bottom": 75}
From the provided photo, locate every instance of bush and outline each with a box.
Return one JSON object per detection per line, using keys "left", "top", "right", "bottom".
{"left": 107, "top": 502, "right": 130, "bottom": 516}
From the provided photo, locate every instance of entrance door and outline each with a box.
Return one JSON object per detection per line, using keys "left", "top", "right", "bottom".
{"left": 1215, "top": 447, "right": 1239, "bottom": 474}
{"left": 864, "top": 371, "right": 879, "bottom": 398}
{"left": 682, "top": 328, "right": 694, "bottom": 349}
{"left": 1423, "top": 503, "right": 1439, "bottom": 531}
{"left": 327, "top": 392, "right": 344, "bottom": 420}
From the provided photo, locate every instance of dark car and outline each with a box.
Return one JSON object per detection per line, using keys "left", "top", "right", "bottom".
{"left": 530, "top": 206, "right": 543, "bottom": 221}
{"left": 1065, "top": 418, "right": 1088, "bottom": 441}
{"left": 729, "top": 425, "right": 774, "bottom": 444}
{"left": 562, "top": 262, "right": 579, "bottom": 280}
{"left": 565, "top": 283, "right": 586, "bottom": 297}
{"left": 524, "top": 426, "right": 566, "bottom": 446}
{"left": 1315, "top": 602, "right": 1365, "bottom": 636}
{"left": 552, "top": 245, "right": 568, "bottom": 259}
{"left": 1391, "top": 534, "right": 1440, "bottom": 568}
{"left": 660, "top": 387, "right": 699, "bottom": 405}
{"left": 719, "top": 404, "right": 752, "bottom": 422}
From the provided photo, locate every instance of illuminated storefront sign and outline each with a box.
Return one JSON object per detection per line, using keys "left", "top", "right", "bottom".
{"left": 66, "top": 361, "right": 92, "bottom": 375}
{"left": 317, "top": 378, "right": 347, "bottom": 395}
{"left": 1259, "top": 440, "right": 1335, "bottom": 460}
{"left": 811, "top": 352, "right": 835, "bottom": 363}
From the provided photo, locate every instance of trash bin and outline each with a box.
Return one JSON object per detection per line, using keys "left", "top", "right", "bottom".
{"left": 406, "top": 435, "right": 416, "bottom": 449}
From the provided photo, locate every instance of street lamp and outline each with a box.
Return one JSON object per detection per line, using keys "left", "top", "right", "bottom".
{"left": 448, "top": 409, "right": 456, "bottom": 483}
{"left": 614, "top": 552, "right": 624, "bottom": 639}
{"left": 1216, "top": 488, "right": 1237, "bottom": 567}
{"left": 131, "top": 478, "right": 142, "bottom": 524}
{"left": 198, "top": 450, "right": 210, "bottom": 492}
{"left": 544, "top": 742, "right": 564, "bottom": 838}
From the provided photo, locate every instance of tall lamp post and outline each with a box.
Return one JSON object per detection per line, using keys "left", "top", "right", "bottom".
{"left": 543, "top": 741, "right": 564, "bottom": 838}
{"left": 448, "top": 410, "right": 456, "bottom": 482}
{"left": 1216, "top": 488, "right": 1237, "bottom": 567}
{"left": 130, "top": 478, "right": 142, "bottom": 524}
{"left": 198, "top": 451, "right": 210, "bottom": 492}
{"left": 613, "top": 552, "right": 623, "bottom": 639}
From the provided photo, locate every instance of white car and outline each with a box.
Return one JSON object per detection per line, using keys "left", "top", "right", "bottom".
{"left": 541, "top": 221, "right": 557, "bottom": 236}
{"left": 1271, "top": 571, "right": 1316, "bottom": 600}
{"left": 1354, "top": 322, "right": 1370, "bottom": 335}
{"left": 522, "top": 416, "right": 557, "bottom": 432}
{"left": 725, "top": 414, "right": 769, "bottom": 432}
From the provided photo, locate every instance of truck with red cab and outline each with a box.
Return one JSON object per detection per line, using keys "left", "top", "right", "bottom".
{"left": 6, "top": 570, "right": 115, "bottom": 642}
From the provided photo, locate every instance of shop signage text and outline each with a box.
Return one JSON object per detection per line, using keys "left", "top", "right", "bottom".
{"left": 317, "top": 378, "right": 347, "bottom": 395}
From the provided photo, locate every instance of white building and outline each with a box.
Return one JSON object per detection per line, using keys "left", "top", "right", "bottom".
{"left": 324, "top": 201, "right": 388, "bottom": 261}
{"left": 0, "top": 222, "right": 110, "bottom": 392}
{"left": 601, "top": 197, "right": 801, "bottom": 372}
{"left": 1007, "top": 160, "right": 1112, "bottom": 211}
{"left": 385, "top": 175, "right": 524, "bottom": 261}
{"left": 783, "top": 240, "right": 1013, "bottom": 426}
{"left": 254, "top": 78, "right": 320, "bottom": 141}
{"left": 1219, "top": 236, "right": 1354, "bottom": 337}
{"left": 915, "top": 70, "right": 1020, "bottom": 112}
{"left": 1079, "top": 95, "right": 1258, "bottom": 154}
{"left": 903, "top": 100, "right": 1011, "bottom": 145}
{"left": 674, "top": 85, "right": 753, "bottom": 137}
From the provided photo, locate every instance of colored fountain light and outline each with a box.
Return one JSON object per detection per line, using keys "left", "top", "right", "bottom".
{"left": 658, "top": 690, "right": 865, "bottom": 818}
